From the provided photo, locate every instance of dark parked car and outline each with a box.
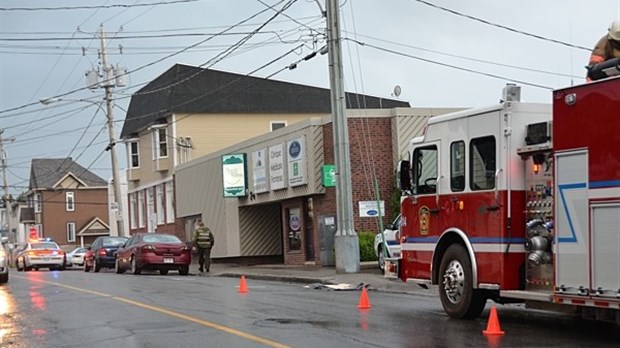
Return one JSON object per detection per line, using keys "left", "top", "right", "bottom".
{"left": 115, "top": 233, "right": 191, "bottom": 275}
{"left": 84, "top": 236, "right": 128, "bottom": 272}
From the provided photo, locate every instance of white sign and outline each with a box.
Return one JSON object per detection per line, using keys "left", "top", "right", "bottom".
{"left": 252, "top": 149, "right": 268, "bottom": 193}
{"left": 358, "top": 200, "right": 385, "bottom": 217}
{"left": 287, "top": 137, "right": 307, "bottom": 187}
{"left": 222, "top": 154, "right": 247, "bottom": 197}
{"left": 269, "top": 144, "right": 286, "bottom": 190}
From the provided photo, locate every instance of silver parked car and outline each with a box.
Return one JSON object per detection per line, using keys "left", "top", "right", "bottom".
{"left": 1, "top": 236, "right": 9, "bottom": 283}
{"left": 65, "top": 247, "right": 88, "bottom": 267}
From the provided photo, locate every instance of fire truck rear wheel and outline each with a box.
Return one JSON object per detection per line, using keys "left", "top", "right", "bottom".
{"left": 438, "top": 244, "right": 486, "bottom": 319}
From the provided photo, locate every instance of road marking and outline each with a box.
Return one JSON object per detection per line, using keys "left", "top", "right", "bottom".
{"left": 13, "top": 275, "right": 290, "bottom": 348}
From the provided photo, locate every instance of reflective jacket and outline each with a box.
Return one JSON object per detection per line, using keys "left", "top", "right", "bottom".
{"left": 193, "top": 227, "right": 214, "bottom": 249}
{"left": 589, "top": 36, "right": 620, "bottom": 65}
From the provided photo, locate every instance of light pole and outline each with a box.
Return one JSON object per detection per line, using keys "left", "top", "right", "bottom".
{"left": 40, "top": 98, "right": 125, "bottom": 238}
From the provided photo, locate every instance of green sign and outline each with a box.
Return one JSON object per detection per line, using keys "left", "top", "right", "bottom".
{"left": 322, "top": 164, "right": 336, "bottom": 187}
{"left": 222, "top": 154, "right": 248, "bottom": 197}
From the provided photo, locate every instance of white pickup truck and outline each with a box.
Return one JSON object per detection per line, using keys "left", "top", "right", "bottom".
{"left": 373, "top": 214, "right": 401, "bottom": 272}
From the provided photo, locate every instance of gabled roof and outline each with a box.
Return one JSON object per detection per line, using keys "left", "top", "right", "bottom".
{"left": 77, "top": 217, "right": 110, "bottom": 236}
{"left": 29, "top": 158, "right": 107, "bottom": 190}
{"left": 121, "top": 64, "right": 410, "bottom": 138}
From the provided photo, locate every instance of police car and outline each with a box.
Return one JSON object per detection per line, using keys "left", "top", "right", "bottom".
{"left": 15, "top": 239, "right": 66, "bottom": 271}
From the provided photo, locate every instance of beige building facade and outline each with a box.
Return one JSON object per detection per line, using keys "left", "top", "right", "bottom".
{"left": 174, "top": 107, "right": 462, "bottom": 265}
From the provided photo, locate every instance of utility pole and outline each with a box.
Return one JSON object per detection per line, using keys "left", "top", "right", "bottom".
{"left": 0, "top": 129, "right": 16, "bottom": 243}
{"left": 326, "top": 0, "right": 360, "bottom": 273}
{"left": 97, "top": 26, "right": 125, "bottom": 237}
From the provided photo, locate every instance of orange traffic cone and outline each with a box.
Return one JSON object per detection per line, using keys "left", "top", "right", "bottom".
{"left": 238, "top": 275, "right": 249, "bottom": 293}
{"left": 357, "top": 287, "right": 371, "bottom": 310}
{"left": 482, "top": 306, "right": 505, "bottom": 336}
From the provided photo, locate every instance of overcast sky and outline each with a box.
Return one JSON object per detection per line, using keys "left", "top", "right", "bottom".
{"left": 1, "top": 0, "right": 618, "bottom": 196}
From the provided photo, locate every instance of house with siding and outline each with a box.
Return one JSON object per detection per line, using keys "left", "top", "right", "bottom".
{"left": 120, "top": 63, "right": 410, "bottom": 241}
{"left": 26, "top": 158, "right": 110, "bottom": 249}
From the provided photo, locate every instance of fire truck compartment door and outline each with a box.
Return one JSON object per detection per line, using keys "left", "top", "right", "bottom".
{"left": 591, "top": 202, "right": 620, "bottom": 297}
{"left": 555, "top": 150, "right": 589, "bottom": 294}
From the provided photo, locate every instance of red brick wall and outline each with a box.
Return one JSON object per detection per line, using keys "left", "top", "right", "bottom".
{"left": 317, "top": 118, "right": 396, "bottom": 234}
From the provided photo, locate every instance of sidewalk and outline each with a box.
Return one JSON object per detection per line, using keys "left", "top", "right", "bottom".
{"left": 189, "top": 261, "right": 436, "bottom": 297}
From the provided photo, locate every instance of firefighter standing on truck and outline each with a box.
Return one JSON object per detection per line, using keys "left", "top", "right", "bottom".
{"left": 589, "top": 19, "right": 620, "bottom": 65}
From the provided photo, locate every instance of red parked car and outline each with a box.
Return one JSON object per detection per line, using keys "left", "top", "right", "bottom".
{"left": 115, "top": 233, "right": 191, "bottom": 275}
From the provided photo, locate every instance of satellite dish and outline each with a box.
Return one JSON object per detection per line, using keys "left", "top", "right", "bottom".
{"left": 393, "top": 85, "right": 402, "bottom": 97}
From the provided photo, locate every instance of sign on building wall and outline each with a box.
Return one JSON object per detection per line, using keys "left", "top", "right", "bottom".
{"left": 359, "top": 200, "right": 385, "bottom": 217}
{"left": 322, "top": 164, "right": 336, "bottom": 187}
{"left": 252, "top": 149, "right": 268, "bottom": 193}
{"left": 269, "top": 144, "right": 286, "bottom": 190}
{"left": 287, "top": 137, "right": 307, "bottom": 187}
{"left": 222, "top": 154, "right": 248, "bottom": 197}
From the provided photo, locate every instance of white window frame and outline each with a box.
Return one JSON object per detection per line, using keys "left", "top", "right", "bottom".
{"left": 66, "top": 192, "right": 75, "bottom": 212}
{"left": 67, "top": 222, "right": 76, "bottom": 242}
{"left": 130, "top": 193, "right": 137, "bottom": 229}
{"left": 156, "top": 184, "right": 165, "bottom": 225}
{"left": 270, "top": 121, "right": 287, "bottom": 131}
{"left": 34, "top": 193, "right": 42, "bottom": 213}
{"left": 151, "top": 127, "right": 168, "bottom": 159}
{"left": 138, "top": 191, "right": 145, "bottom": 228}
{"left": 165, "top": 182, "right": 175, "bottom": 223}
{"left": 129, "top": 141, "right": 140, "bottom": 168}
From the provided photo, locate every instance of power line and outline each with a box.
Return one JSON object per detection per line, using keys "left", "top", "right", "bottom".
{"left": 348, "top": 38, "right": 554, "bottom": 90}
{"left": 412, "top": 0, "right": 590, "bottom": 51}
{"left": 342, "top": 31, "right": 582, "bottom": 79}
{"left": 0, "top": 0, "right": 200, "bottom": 11}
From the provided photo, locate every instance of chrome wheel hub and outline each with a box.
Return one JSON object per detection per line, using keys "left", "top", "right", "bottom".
{"left": 442, "top": 259, "right": 465, "bottom": 304}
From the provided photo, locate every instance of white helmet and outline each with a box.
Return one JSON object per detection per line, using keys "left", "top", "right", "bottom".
{"left": 608, "top": 20, "right": 620, "bottom": 41}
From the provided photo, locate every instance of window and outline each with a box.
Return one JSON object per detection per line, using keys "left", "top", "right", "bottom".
{"left": 34, "top": 193, "right": 42, "bottom": 213}
{"left": 152, "top": 127, "right": 168, "bottom": 159}
{"left": 67, "top": 222, "right": 76, "bottom": 242}
{"left": 177, "top": 137, "right": 193, "bottom": 164}
{"left": 130, "top": 193, "right": 137, "bottom": 229}
{"left": 129, "top": 141, "right": 140, "bottom": 168}
{"left": 165, "top": 182, "right": 175, "bottom": 223}
{"left": 156, "top": 184, "right": 165, "bottom": 225}
{"left": 450, "top": 141, "right": 465, "bottom": 192}
{"left": 138, "top": 191, "right": 145, "bottom": 228}
{"left": 413, "top": 145, "right": 438, "bottom": 194}
{"left": 270, "top": 121, "right": 287, "bottom": 131}
{"left": 66, "top": 192, "right": 75, "bottom": 211}
{"left": 470, "top": 136, "right": 496, "bottom": 191}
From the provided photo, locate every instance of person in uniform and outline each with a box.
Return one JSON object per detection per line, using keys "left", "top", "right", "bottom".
{"left": 192, "top": 221, "right": 214, "bottom": 272}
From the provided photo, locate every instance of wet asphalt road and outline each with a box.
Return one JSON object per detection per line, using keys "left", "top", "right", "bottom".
{"left": 0, "top": 268, "right": 618, "bottom": 347}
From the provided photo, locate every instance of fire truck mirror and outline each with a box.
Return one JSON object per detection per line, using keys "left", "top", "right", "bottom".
{"left": 397, "top": 160, "right": 412, "bottom": 192}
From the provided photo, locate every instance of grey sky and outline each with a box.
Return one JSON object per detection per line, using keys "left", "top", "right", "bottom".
{"left": 1, "top": 0, "right": 618, "bottom": 196}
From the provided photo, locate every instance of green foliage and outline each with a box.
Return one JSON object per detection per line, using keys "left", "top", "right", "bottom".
{"left": 358, "top": 231, "right": 377, "bottom": 262}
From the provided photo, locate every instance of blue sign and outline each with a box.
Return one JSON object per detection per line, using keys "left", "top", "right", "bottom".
{"left": 367, "top": 210, "right": 378, "bottom": 216}
{"left": 288, "top": 140, "right": 301, "bottom": 159}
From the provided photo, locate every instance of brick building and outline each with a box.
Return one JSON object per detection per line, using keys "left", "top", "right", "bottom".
{"left": 26, "top": 158, "right": 110, "bottom": 249}
{"left": 175, "top": 107, "right": 462, "bottom": 266}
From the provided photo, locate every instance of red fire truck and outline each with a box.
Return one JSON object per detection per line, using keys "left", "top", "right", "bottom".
{"left": 395, "top": 75, "right": 620, "bottom": 322}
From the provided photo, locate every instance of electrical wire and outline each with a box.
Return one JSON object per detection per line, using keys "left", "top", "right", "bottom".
{"left": 0, "top": 0, "right": 201, "bottom": 11}
{"left": 412, "top": 0, "right": 590, "bottom": 51}
{"left": 348, "top": 38, "right": 554, "bottom": 90}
